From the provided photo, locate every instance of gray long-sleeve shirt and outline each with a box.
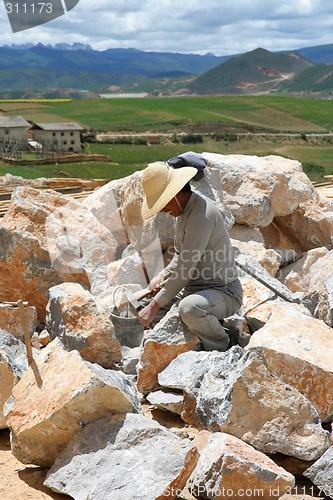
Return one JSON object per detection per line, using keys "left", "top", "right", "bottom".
{"left": 155, "top": 192, "right": 238, "bottom": 308}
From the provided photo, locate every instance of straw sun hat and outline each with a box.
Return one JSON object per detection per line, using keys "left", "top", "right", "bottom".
{"left": 141, "top": 161, "right": 197, "bottom": 219}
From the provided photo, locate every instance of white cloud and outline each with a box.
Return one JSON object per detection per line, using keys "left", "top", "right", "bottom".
{"left": 0, "top": 0, "right": 332, "bottom": 55}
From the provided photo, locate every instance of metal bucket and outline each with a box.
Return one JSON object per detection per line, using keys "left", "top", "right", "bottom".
{"left": 110, "top": 308, "right": 144, "bottom": 348}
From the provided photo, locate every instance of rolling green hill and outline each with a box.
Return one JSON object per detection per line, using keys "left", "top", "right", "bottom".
{"left": 187, "top": 56, "right": 275, "bottom": 95}
{"left": 186, "top": 48, "right": 313, "bottom": 95}
{"left": 240, "top": 48, "right": 313, "bottom": 73}
{"left": 280, "top": 63, "right": 333, "bottom": 93}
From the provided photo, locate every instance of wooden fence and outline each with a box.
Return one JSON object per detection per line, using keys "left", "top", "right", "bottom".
{"left": 313, "top": 175, "right": 333, "bottom": 199}
{"left": 0, "top": 178, "right": 109, "bottom": 218}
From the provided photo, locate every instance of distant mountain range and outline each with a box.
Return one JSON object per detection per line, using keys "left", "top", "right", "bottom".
{"left": 1, "top": 42, "right": 333, "bottom": 96}
{"left": 2, "top": 42, "right": 94, "bottom": 51}
{"left": 0, "top": 43, "right": 229, "bottom": 76}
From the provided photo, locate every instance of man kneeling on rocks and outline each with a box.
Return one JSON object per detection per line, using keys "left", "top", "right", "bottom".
{"left": 138, "top": 158, "right": 243, "bottom": 352}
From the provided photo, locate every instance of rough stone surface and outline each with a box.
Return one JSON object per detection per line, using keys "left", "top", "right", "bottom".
{"left": 136, "top": 305, "right": 200, "bottom": 395}
{"left": 229, "top": 224, "right": 265, "bottom": 245}
{"left": 235, "top": 239, "right": 282, "bottom": 277}
{"left": 188, "top": 431, "right": 295, "bottom": 500}
{"left": 183, "top": 347, "right": 328, "bottom": 461}
{"left": 246, "top": 303, "right": 333, "bottom": 420}
{"left": 308, "top": 250, "right": 333, "bottom": 326}
{"left": 0, "top": 187, "right": 118, "bottom": 320}
{"left": 242, "top": 275, "right": 273, "bottom": 307}
{"left": 46, "top": 282, "right": 122, "bottom": 368}
{"left": 4, "top": 338, "right": 141, "bottom": 467}
{"left": 0, "top": 330, "right": 28, "bottom": 429}
{"left": 191, "top": 163, "right": 234, "bottom": 229}
{"left": 272, "top": 195, "right": 333, "bottom": 251}
{"left": 236, "top": 253, "right": 297, "bottom": 303}
{"left": 303, "top": 446, "right": 333, "bottom": 499}
{"left": 274, "top": 247, "right": 300, "bottom": 268}
{"left": 0, "top": 304, "right": 37, "bottom": 341}
{"left": 203, "top": 153, "right": 314, "bottom": 227}
{"left": 281, "top": 247, "right": 328, "bottom": 293}
{"left": 146, "top": 390, "right": 184, "bottom": 415}
{"left": 121, "top": 346, "right": 141, "bottom": 375}
{"left": 106, "top": 251, "right": 147, "bottom": 289}
{"left": 256, "top": 248, "right": 282, "bottom": 277}
{"left": 44, "top": 413, "right": 199, "bottom": 500}
{"left": 241, "top": 277, "right": 311, "bottom": 334}
{"left": 158, "top": 350, "right": 235, "bottom": 391}
{"left": 81, "top": 177, "right": 128, "bottom": 249}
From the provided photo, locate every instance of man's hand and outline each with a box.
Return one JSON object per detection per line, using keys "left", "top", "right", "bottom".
{"left": 138, "top": 299, "right": 161, "bottom": 329}
{"left": 147, "top": 274, "right": 165, "bottom": 298}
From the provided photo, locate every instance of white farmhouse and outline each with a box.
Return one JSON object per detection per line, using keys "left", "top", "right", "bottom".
{"left": 29, "top": 122, "right": 83, "bottom": 153}
{"left": 0, "top": 115, "right": 30, "bottom": 141}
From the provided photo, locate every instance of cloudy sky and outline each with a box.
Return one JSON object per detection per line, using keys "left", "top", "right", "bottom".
{"left": 0, "top": 0, "right": 333, "bottom": 55}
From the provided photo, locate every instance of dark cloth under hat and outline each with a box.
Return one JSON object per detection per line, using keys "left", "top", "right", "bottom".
{"left": 167, "top": 151, "right": 207, "bottom": 181}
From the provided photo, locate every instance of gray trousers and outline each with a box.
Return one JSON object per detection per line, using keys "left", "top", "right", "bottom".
{"left": 156, "top": 279, "right": 243, "bottom": 352}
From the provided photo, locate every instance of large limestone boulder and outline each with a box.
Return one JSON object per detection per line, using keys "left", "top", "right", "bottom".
{"left": 0, "top": 330, "right": 28, "bottom": 429}
{"left": 188, "top": 431, "right": 295, "bottom": 500}
{"left": 0, "top": 187, "right": 118, "bottom": 320}
{"left": 4, "top": 338, "right": 141, "bottom": 467}
{"left": 182, "top": 347, "right": 328, "bottom": 461}
{"left": 203, "top": 153, "right": 314, "bottom": 227}
{"left": 246, "top": 304, "right": 333, "bottom": 420}
{"left": 46, "top": 282, "right": 122, "bottom": 368}
{"left": 136, "top": 305, "right": 200, "bottom": 395}
{"left": 272, "top": 195, "right": 333, "bottom": 251}
{"left": 44, "top": 413, "right": 199, "bottom": 500}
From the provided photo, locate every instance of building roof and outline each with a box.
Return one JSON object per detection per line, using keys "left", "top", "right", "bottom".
{"left": 31, "top": 122, "right": 83, "bottom": 131}
{"left": 99, "top": 93, "right": 148, "bottom": 98}
{"left": 0, "top": 115, "right": 30, "bottom": 128}
{"left": 28, "top": 140, "right": 42, "bottom": 149}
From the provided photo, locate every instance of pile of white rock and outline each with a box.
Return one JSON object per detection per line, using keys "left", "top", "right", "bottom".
{"left": 1, "top": 152, "right": 333, "bottom": 500}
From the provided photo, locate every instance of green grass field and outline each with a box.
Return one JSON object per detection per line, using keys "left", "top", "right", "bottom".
{"left": 1, "top": 134, "right": 330, "bottom": 183}
{"left": 2, "top": 95, "right": 333, "bottom": 133}
{"left": 0, "top": 96, "right": 332, "bottom": 183}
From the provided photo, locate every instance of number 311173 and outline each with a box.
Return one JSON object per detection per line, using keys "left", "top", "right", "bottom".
{"left": 5, "top": 3, "right": 53, "bottom": 14}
